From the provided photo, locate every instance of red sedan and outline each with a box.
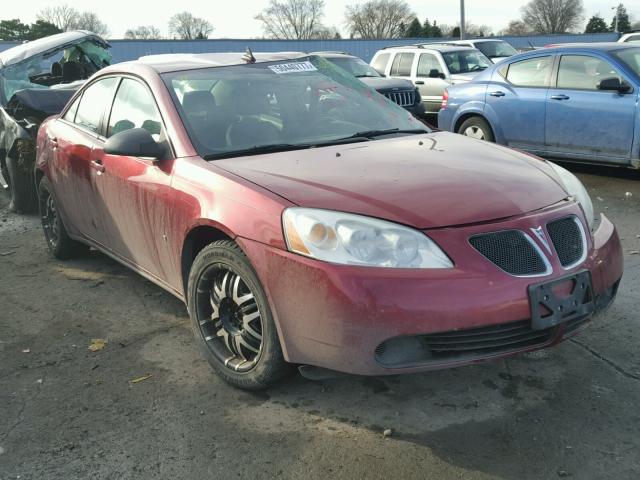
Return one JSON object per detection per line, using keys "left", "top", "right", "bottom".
{"left": 35, "top": 52, "right": 623, "bottom": 390}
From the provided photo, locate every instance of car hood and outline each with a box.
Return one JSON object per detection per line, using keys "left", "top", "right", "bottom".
{"left": 0, "top": 30, "right": 110, "bottom": 70}
{"left": 214, "top": 132, "right": 568, "bottom": 229}
{"left": 358, "top": 76, "right": 415, "bottom": 92}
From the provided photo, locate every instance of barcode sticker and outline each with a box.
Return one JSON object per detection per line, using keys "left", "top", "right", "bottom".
{"left": 268, "top": 61, "right": 317, "bottom": 74}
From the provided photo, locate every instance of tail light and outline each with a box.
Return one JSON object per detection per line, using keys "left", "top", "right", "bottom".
{"left": 441, "top": 90, "right": 449, "bottom": 109}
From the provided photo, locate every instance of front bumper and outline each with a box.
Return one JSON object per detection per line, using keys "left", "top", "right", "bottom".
{"left": 239, "top": 203, "right": 623, "bottom": 376}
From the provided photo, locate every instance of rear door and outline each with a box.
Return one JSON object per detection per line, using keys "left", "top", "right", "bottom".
{"left": 95, "top": 76, "right": 174, "bottom": 279}
{"left": 485, "top": 55, "right": 554, "bottom": 152}
{"left": 414, "top": 52, "right": 449, "bottom": 113}
{"left": 49, "top": 76, "right": 118, "bottom": 239}
{"left": 545, "top": 54, "right": 636, "bottom": 163}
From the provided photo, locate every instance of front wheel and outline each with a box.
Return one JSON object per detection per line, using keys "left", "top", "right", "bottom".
{"left": 187, "top": 240, "right": 292, "bottom": 390}
{"left": 458, "top": 117, "right": 495, "bottom": 143}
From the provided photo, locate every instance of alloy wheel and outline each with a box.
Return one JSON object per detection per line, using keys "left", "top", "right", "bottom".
{"left": 463, "top": 126, "right": 486, "bottom": 140}
{"left": 196, "top": 265, "right": 263, "bottom": 373}
{"left": 40, "top": 191, "right": 60, "bottom": 249}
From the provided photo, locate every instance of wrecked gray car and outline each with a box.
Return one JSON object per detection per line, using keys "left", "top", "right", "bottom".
{"left": 0, "top": 31, "right": 110, "bottom": 212}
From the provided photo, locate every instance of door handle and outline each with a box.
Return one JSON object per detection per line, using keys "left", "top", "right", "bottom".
{"left": 415, "top": 81, "right": 425, "bottom": 85}
{"left": 550, "top": 94, "right": 570, "bottom": 101}
{"left": 490, "top": 91, "right": 505, "bottom": 97}
{"left": 91, "top": 159, "right": 105, "bottom": 174}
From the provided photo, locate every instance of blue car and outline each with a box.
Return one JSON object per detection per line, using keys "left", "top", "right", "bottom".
{"left": 438, "top": 43, "right": 640, "bottom": 168}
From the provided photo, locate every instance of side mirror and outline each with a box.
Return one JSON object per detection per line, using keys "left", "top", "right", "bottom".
{"left": 597, "top": 77, "right": 632, "bottom": 94}
{"left": 428, "top": 69, "right": 444, "bottom": 79}
{"left": 104, "top": 128, "right": 164, "bottom": 159}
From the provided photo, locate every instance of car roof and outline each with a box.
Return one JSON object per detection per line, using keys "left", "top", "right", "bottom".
{"left": 446, "top": 39, "right": 507, "bottom": 44}
{"left": 381, "top": 44, "right": 477, "bottom": 53}
{"left": 310, "top": 52, "right": 355, "bottom": 59}
{"left": 134, "top": 51, "right": 308, "bottom": 73}
{"left": 0, "top": 30, "right": 109, "bottom": 69}
{"left": 544, "top": 42, "right": 636, "bottom": 52}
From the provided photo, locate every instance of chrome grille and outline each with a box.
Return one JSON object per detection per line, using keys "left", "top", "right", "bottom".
{"left": 547, "top": 216, "right": 585, "bottom": 268}
{"left": 383, "top": 90, "right": 415, "bottom": 107}
{"left": 469, "top": 230, "right": 548, "bottom": 276}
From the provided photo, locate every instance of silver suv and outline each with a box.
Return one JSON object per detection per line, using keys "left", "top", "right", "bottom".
{"left": 370, "top": 44, "right": 491, "bottom": 113}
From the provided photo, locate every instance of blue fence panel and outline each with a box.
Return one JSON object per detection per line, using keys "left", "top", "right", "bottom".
{"left": 0, "top": 32, "right": 621, "bottom": 64}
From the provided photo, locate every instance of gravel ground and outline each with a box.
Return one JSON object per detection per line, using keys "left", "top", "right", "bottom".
{"left": 1, "top": 163, "right": 639, "bottom": 480}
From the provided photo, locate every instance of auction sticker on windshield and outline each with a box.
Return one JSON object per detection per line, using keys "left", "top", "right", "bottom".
{"left": 269, "top": 61, "right": 317, "bottom": 74}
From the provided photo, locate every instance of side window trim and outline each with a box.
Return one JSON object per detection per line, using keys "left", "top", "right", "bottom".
{"left": 104, "top": 74, "right": 176, "bottom": 159}
{"left": 551, "top": 54, "right": 630, "bottom": 92}
{"left": 503, "top": 55, "right": 554, "bottom": 89}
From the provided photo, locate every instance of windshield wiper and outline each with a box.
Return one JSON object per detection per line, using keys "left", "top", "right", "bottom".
{"left": 338, "top": 128, "right": 429, "bottom": 140}
{"left": 203, "top": 143, "right": 311, "bottom": 160}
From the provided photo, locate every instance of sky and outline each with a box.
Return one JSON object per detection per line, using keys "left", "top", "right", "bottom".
{"left": 3, "top": 0, "right": 638, "bottom": 39}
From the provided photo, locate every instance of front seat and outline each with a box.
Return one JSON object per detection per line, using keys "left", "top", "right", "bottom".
{"left": 62, "top": 61, "right": 83, "bottom": 83}
{"left": 225, "top": 89, "right": 280, "bottom": 148}
{"left": 182, "top": 90, "right": 228, "bottom": 149}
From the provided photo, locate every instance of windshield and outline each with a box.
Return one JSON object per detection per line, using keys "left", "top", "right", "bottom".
{"left": 326, "top": 56, "right": 381, "bottom": 78}
{"left": 442, "top": 50, "right": 492, "bottom": 75}
{"left": 475, "top": 41, "right": 518, "bottom": 59}
{"left": 613, "top": 47, "right": 640, "bottom": 78}
{"left": 162, "top": 56, "right": 429, "bottom": 159}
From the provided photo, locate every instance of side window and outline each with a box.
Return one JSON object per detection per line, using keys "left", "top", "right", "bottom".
{"left": 391, "top": 53, "right": 415, "bottom": 77}
{"left": 625, "top": 35, "right": 640, "bottom": 43}
{"left": 107, "top": 78, "right": 162, "bottom": 139}
{"left": 417, "top": 53, "right": 442, "bottom": 77}
{"left": 74, "top": 77, "right": 117, "bottom": 133}
{"left": 557, "top": 55, "right": 622, "bottom": 90}
{"left": 63, "top": 96, "right": 80, "bottom": 122}
{"left": 505, "top": 56, "right": 552, "bottom": 87}
{"left": 372, "top": 53, "right": 390, "bottom": 74}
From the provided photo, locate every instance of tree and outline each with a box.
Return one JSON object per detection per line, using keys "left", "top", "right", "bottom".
{"left": 125, "top": 25, "right": 162, "bottom": 39}
{"left": 74, "top": 11, "right": 109, "bottom": 36}
{"left": 345, "top": 0, "right": 415, "bottom": 39}
{"left": 0, "top": 19, "right": 30, "bottom": 40}
{"left": 521, "top": 0, "right": 584, "bottom": 34}
{"left": 255, "top": 0, "right": 325, "bottom": 39}
{"left": 501, "top": 20, "right": 530, "bottom": 35}
{"left": 421, "top": 18, "right": 432, "bottom": 37}
{"left": 37, "top": 5, "right": 79, "bottom": 31}
{"left": 466, "top": 24, "right": 493, "bottom": 37}
{"left": 26, "top": 20, "right": 63, "bottom": 40}
{"left": 611, "top": 4, "right": 631, "bottom": 33}
{"left": 451, "top": 26, "right": 461, "bottom": 38}
{"left": 585, "top": 15, "right": 608, "bottom": 33}
{"left": 430, "top": 21, "right": 443, "bottom": 38}
{"left": 404, "top": 18, "right": 423, "bottom": 38}
{"left": 168, "top": 12, "right": 214, "bottom": 39}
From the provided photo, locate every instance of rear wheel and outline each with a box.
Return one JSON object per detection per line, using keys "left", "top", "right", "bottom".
{"left": 187, "top": 240, "right": 291, "bottom": 390}
{"left": 458, "top": 117, "right": 495, "bottom": 143}
{"left": 38, "top": 176, "right": 89, "bottom": 259}
{"left": 4, "top": 142, "right": 38, "bottom": 213}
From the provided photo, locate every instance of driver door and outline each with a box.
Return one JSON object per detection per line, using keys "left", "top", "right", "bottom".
{"left": 545, "top": 55, "right": 635, "bottom": 163}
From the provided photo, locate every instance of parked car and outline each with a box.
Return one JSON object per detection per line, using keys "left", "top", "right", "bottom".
{"left": 0, "top": 30, "right": 111, "bottom": 212}
{"left": 36, "top": 52, "right": 622, "bottom": 390}
{"left": 618, "top": 31, "right": 640, "bottom": 43}
{"left": 312, "top": 51, "right": 425, "bottom": 117}
{"left": 433, "top": 39, "right": 519, "bottom": 63}
{"left": 370, "top": 44, "right": 492, "bottom": 113}
{"left": 439, "top": 43, "right": 640, "bottom": 168}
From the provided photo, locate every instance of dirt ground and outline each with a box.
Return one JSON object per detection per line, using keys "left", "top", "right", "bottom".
{"left": 1, "top": 163, "right": 639, "bottom": 480}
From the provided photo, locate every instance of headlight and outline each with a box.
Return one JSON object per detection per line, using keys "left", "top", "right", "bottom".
{"left": 548, "top": 162, "right": 595, "bottom": 231}
{"left": 283, "top": 208, "right": 453, "bottom": 269}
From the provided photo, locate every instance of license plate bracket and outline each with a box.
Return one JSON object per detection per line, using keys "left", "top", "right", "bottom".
{"left": 528, "top": 270, "right": 594, "bottom": 331}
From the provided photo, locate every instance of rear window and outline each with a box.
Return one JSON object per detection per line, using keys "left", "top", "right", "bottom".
{"left": 504, "top": 56, "right": 552, "bottom": 87}
{"left": 390, "top": 53, "right": 415, "bottom": 77}
{"left": 371, "top": 53, "right": 390, "bottom": 74}
{"left": 475, "top": 41, "right": 518, "bottom": 59}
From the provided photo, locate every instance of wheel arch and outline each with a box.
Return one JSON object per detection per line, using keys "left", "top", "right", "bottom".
{"left": 181, "top": 223, "right": 236, "bottom": 298}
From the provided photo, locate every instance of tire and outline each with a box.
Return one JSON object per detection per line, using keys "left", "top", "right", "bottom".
{"left": 187, "top": 240, "right": 292, "bottom": 390}
{"left": 458, "top": 117, "right": 495, "bottom": 143}
{"left": 5, "top": 142, "right": 38, "bottom": 213}
{"left": 38, "top": 176, "right": 90, "bottom": 260}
